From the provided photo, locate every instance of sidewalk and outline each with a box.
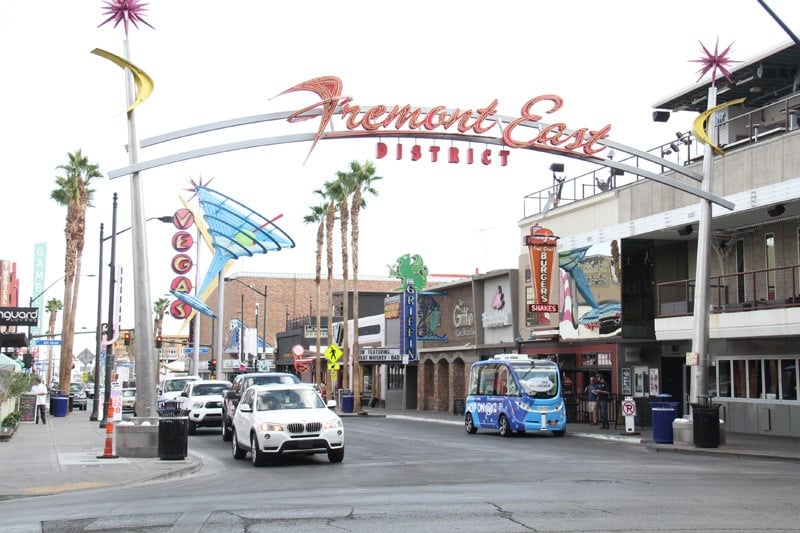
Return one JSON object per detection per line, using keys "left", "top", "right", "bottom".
{"left": 0, "top": 411, "right": 201, "bottom": 501}
{"left": 2, "top": 406, "right": 799, "bottom": 500}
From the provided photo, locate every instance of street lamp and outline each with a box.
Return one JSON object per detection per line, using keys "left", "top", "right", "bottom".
{"left": 224, "top": 277, "right": 268, "bottom": 363}
{"left": 93, "top": 191, "right": 173, "bottom": 424}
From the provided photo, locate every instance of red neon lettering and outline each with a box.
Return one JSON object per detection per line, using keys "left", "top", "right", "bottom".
{"left": 172, "top": 209, "right": 193, "bottom": 230}
{"left": 481, "top": 149, "right": 491, "bottom": 165}
{"left": 396, "top": 143, "right": 402, "bottom": 160}
{"left": 411, "top": 145, "right": 422, "bottom": 161}
{"left": 170, "top": 276, "right": 193, "bottom": 293}
{"left": 172, "top": 231, "right": 194, "bottom": 252}
{"left": 448, "top": 146, "right": 459, "bottom": 163}
{"left": 467, "top": 147, "right": 474, "bottom": 164}
{"left": 376, "top": 142, "right": 388, "bottom": 159}
{"left": 172, "top": 254, "right": 193, "bottom": 275}
{"left": 429, "top": 145, "right": 441, "bottom": 162}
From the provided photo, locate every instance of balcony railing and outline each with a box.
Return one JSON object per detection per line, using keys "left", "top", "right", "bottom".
{"left": 657, "top": 264, "right": 800, "bottom": 317}
{"left": 523, "top": 91, "right": 800, "bottom": 218}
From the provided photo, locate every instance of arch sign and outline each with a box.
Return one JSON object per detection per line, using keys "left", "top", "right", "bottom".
{"left": 108, "top": 75, "right": 733, "bottom": 210}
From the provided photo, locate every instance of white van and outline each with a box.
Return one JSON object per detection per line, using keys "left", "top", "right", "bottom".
{"left": 158, "top": 375, "right": 200, "bottom": 401}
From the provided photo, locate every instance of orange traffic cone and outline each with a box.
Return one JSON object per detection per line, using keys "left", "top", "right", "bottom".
{"left": 97, "top": 402, "right": 118, "bottom": 459}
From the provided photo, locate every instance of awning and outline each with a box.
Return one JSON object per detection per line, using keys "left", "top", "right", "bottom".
{"left": 0, "top": 353, "right": 21, "bottom": 372}
{"left": 0, "top": 332, "right": 28, "bottom": 349}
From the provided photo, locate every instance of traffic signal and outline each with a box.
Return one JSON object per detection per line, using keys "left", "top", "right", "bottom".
{"left": 208, "top": 359, "right": 217, "bottom": 372}
{"left": 155, "top": 335, "right": 163, "bottom": 349}
{"left": 123, "top": 332, "right": 131, "bottom": 346}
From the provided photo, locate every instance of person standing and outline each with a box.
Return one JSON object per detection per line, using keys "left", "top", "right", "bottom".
{"left": 31, "top": 377, "right": 48, "bottom": 425}
{"left": 596, "top": 375, "right": 610, "bottom": 429}
{"left": 584, "top": 376, "right": 598, "bottom": 424}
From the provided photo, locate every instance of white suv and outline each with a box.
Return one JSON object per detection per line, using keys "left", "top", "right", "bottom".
{"left": 158, "top": 375, "right": 200, "bottom": 402}
{"left": 180, "top": 379, "right": 232, "bottom": 434}
{"left": 231, "top": 383, "right": 344, "bottom": 466}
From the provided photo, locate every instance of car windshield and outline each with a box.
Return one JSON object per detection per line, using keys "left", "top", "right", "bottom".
{"left": 193, "top": 384, "right": 229, "bottom": 396}
{"left": 256, "top": 389, "right": 326, "bottom": 411}
{"left": 246, "top": 375, "right": 300, "bottom": 389}
{"left": 513, "top": 364, "right": 559, "bottom": 398}
{"left": 122, "top": 389, "right": 136, "bottom": 397}
{"left": 70, "top": 384, "right": 83, "bottom": 393}
{"left": 163, "top": 379, "right": 192, "bottom": 392}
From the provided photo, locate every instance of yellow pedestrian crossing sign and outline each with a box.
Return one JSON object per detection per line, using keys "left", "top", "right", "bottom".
{"left": 325, "top": 343, "right": 343, "bottom": 363}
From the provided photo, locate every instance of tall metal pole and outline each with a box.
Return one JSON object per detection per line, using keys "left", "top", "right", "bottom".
{"left": 215, "top": 271, "right": 225, "bottom": 381}
{"left": 121, "top": 39, "right": 156, "bottom": 420}
{"left": 263, "top": 286, "right": 268, "bottom": 362}
{"left": 101, "top": 193, "right": 119, "bottom": 428}
{"left": 192, "top": 223, "right": 201, "bottom": 376}
{"left": 240, "top": 293, "right": 244, "bottom": 366}
{"left": 90, "top": 223, "right": 105, "bottom": 421}
{"left": 690, "top": 85, "right": 717, "bottom": 407}
{"left": 255, "top": 302, "right": 259, "bottom": 365}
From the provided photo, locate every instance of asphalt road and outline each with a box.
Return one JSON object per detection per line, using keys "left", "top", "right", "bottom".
{"left": 3, "top": 417, "right": 800, "bottom": 532}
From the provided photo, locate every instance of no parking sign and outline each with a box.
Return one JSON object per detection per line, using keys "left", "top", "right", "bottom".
{"left": 621, "top": 396, "right": 638, "bottom": 434}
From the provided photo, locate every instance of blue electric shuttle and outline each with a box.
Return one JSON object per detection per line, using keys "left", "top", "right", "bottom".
{"left": 465, "top": 354, "right": 567, "bottom": 437}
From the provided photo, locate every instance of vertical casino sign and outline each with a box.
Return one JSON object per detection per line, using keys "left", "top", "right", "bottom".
{"left": 169, "top": 209, "right": 196, "bottom": 320}
{"left": 525, "top": 225, "right": 559, "bottom": 314}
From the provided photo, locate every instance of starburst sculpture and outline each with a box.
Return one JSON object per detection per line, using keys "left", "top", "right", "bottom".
{"left": 690, "top": 38, "right": 738, "bottom": 87}
{"left": 98, "top": 0, "right": 154, "bottom": 37}
{"left": 184, "top": 175, "right": 215, "bottom": 202}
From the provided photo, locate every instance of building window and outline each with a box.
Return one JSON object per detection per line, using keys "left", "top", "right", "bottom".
{"left": 387, "top": 364, "right": 404, "bottom": 390}
{"left": 716, "top": 356, "right": 799, "bottom": 400}
{"left": 525, "top": 286, "right": 540, "bottom": 327}
{"left": 765, "top": 233, "right": 776, "bottom": 300}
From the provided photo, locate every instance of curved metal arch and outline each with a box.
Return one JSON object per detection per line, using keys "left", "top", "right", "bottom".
{"left": 110, "top": 105, "right": 732, "bottom": 209}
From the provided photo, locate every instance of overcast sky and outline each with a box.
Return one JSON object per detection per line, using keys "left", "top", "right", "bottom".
{"left": 2, "top": 0, "right": 798, "bottom": 349}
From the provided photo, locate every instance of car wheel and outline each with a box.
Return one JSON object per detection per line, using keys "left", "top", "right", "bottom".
{"left": 250, "top": 433, "right": 266, "bottom": 466}
{"left": 327, "top": 447, "right": 344, "bottom": 463}
{"left": 465, "top": 412, "right": 478, "bottom": 434}
{"left": 188, "top": 420, "right": 197, "bottom": 435}
{"left": 232, "top": 430, "right": 247, "bottom": 460}
{"left": 498, "top": 414, "right": 511, "bottom": 437}
{"left": 221, "top": 420, "right": 232, "bottom": 442}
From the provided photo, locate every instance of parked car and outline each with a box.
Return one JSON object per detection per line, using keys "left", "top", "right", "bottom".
{"left": 179, "top": 379, "right": 232, "bottom": 434}
{"left": 69, "top": 382, "right": 88, "bottom": 411}
{"left": 231, "top": 383, "right": 344, "bottom": 466}
{"left": 158, "top": 375, "right": 201, "bottom": 401}
{"left": 221, "top": 372, "right": 301, "bottom": 441}
{"left": 121, "top": 388, "right": 136, "bottom": 414}
{"left": 84, "top": 381, "right": 95, "bottom": 399}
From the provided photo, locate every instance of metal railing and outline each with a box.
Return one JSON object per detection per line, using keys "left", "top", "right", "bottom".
{"left": 657, "top": 264, "right": 800, "bottom": 317}
{"left": 523, "top": 91, "right": 800, "bottom": 218}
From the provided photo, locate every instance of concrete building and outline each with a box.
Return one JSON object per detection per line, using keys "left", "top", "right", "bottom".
{"left": 517, "top": 41, "right": 800, "bottom": 437}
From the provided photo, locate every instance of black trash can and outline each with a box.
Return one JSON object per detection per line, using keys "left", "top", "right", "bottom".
{"left": 651, "top": 401, "right": 680, "bottom": 444}
{"left": 691, "top": 401, "right": 721, "bottom": 448}
{"left": 158, "top": 403, "right": 189, "bottom": 460}
{"left": 68, "top": 394, "right": 75, "bottom": 413}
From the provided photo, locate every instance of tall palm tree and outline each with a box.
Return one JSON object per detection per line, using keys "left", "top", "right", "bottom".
{"left": 50, "top": 150, "right": 102, "bottom": 391}
{"left": 303, "top": 202, "right": 328, "bottom": 392}
{"left": 45, "top": 298, "right": 63, "bottom": 387}
{"left": 345, "top": 160, "right": 382, "bottom": 412}
{"left": 322, "top": 186, "right": 338, "bottom": 400}
{"left": 153, "top": 297, "right": 170, "bottom": 338}
{"left": 326, "top": 176, "right": 350, "bottom": 389}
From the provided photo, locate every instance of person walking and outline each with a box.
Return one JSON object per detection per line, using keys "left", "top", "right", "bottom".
{"left": 584, "top": 376, "right": 599, "bottom": 424}
{"left": 596, "top": 375, "right": 610, "bottom": 429}
{"left": 31, "top": 377, "right": 48, "bottom": 425}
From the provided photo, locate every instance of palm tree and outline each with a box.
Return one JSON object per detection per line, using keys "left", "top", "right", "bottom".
{"left": 327, "top": 176, "right": 350, "bottom": 389}
{"left": 303, "top": 202, "right": 328, "bottom": 393}
{"left": 153, "top": 297, "right": 170, "bottom": 338}
{"left": 45, "top": 298, "right": 63, "bottom": 387}
{"left": 50, "top": 150, "right": 102, "bottom": 392}
{"left": 344, "top": 160, "right": 382, "bottom": 412}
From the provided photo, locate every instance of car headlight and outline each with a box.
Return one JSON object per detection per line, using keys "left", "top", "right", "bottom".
{"left": 322, "top": 418, "right": 343, "bottom": 429}
{"left": 259, "top": 422, "right": 284, "bottom": 432}
{"left": 192, "top": 401, "right": 204, "bottom": 409}
{"left": 514, "top": 400, "right": 537, "bottom": 412}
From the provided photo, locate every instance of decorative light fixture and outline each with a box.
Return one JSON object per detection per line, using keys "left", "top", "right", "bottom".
{"left": 550, "top": 163, "right": 564, "bottom": 173}
{"left": 678, "top": 225, "right": 694, "bottom": 236}
{"left": 768, "top": 204, "right": 785, "bottom": 217}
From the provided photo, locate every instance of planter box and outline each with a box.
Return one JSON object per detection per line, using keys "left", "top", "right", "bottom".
{"left": 114, "top": 420, "right": 159, "bottom": 458}
{"left": 0, "top": 424, "right": 17, "bottom": 441}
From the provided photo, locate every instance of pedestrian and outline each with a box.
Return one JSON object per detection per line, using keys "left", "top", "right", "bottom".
{"left": 584, "top": 376, "right": 598, "bottom": 424}
{"left": 31, "top": 377, "right": 48, "bottom": 425}
{"left": 596, "top": 375, "right": 610, "bottom": 429}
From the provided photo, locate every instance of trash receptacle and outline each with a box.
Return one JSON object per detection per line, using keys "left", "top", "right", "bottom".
{"left": 691, "top": 401, "right": 721, "bottom": 448}
{"left": 651, "top": 401, "right": 680, "bottom": 443}
{"left": 158, "top": 404, "right": 188, "bottom": 460}
{"left": 341, "top": 389, "right": 354, "bottom": 413}
{"left": 51, "top": 395, "right": 69, "bottom": 417}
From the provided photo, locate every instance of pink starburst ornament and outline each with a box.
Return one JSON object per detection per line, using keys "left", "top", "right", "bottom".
{"left": 690, "top": 38, "right": 739, "bottom": 87}
{"left": 98, "top": 0, "right": 155, "bottom": 37}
